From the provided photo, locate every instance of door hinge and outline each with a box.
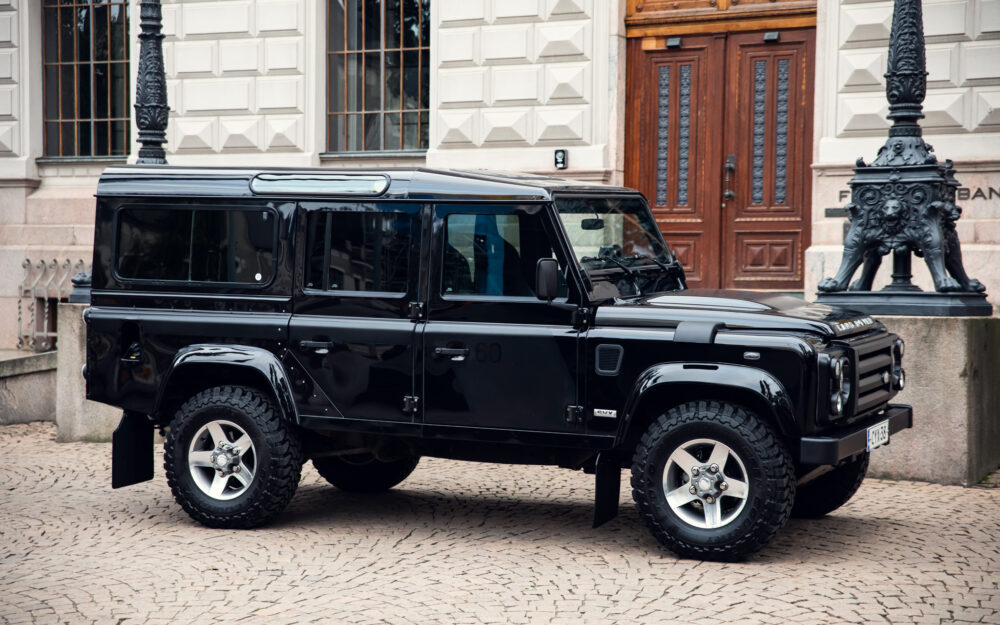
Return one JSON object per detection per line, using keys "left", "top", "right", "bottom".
{"left": 573, "top": 307, "right": 590, "bottom": 329}
{"left": 565, "top": 405, "right": 584, "bottom": 424}
{"left": 402, "top": 395, "right": 420, "bottom": 415}
{"left": 408, "top": 301, "right": 425, "bottom": 321}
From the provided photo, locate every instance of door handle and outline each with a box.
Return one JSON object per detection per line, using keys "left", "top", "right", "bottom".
{"left": 433, "top": 346, "right": 470, "bottom": 362}
{"left": 298, "top": 339, "right": 333, "bottom": 355}
{"left": 722, "top": 155, "right": 736, "bottom": 207}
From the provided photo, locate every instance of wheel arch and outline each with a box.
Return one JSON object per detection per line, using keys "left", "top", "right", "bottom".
{"left": 616, "top": 363, "right": 798, "bottom": 459}
{"left": 154, "top": 345, "right": 298, "bottom": 427}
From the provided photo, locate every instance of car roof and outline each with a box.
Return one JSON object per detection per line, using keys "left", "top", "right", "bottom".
{"left": 95, "top": 166, "right": 641, "bottom": 202}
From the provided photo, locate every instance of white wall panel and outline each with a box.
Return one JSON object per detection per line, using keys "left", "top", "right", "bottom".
{"left": 164, "top": 0, "right": 307, "bottom": 156}
{"left": 429, "top": 0, "right": 618, "bottom": 178}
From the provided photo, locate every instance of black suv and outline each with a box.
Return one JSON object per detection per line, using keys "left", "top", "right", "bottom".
{"left": 84, "top": 167, "right": 911, "bottom": 560}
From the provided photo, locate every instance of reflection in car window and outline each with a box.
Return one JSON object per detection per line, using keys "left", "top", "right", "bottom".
{"left": 442, "top": 211, "right": 565, "bottom": 298}
{"left": 116, "top": 207, "right": 275, "bottom": 284}
{"left": 305, "top": 210, "right": 413, "bottom": 293}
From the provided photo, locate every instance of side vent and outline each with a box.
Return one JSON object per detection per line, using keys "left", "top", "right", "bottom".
{"left": 595, "top": 344, "right": 624, "bottom": 376}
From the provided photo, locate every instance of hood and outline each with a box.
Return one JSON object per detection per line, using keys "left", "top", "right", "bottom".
{"left": 595, "top": 289, "right": 879, "bottom": 339}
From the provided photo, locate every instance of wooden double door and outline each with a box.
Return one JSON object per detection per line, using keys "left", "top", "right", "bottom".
{"left": 625, "top": 29, "right": 815, "bottom": 290}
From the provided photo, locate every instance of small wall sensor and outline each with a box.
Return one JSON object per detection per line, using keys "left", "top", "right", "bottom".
{"left": 554, "top": 149, "right": 568, "bottom": 170}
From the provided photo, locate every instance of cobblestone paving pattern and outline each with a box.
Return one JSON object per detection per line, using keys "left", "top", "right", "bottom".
{"left": 1, "top": 423, "right": 998, "bottom": 625}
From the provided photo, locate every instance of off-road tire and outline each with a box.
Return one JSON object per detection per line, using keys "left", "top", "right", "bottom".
{"left": 792, "top": 452, "right": 869, "bottom": 518}
{"left": 164, "top": 385, "right": 303, "bottom": 528}
{"left": 631, "top": 400, "right": 796, "bottom": 561}
{"left": 312, "top": 454, "right": 419, "bottom": 493}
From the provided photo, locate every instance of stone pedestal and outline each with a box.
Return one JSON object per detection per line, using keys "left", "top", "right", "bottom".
{"left": 869, "top": 315, "right": 1000, "bottom": 486}
{"left": 56, "top": 303, "right": 121, "bottom": 442}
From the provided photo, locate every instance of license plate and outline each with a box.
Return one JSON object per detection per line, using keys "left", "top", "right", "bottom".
{"left": 867, "top": 419, "right": 890, "bottom": 451}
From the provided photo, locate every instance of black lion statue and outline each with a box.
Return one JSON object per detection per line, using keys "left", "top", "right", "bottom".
{"left": 818, "top": 171, "right": 985, "bottom": 293}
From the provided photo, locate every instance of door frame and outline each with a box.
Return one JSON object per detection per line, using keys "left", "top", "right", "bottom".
{"left": 624, "top": 13, "right": 817, "bottom": 291}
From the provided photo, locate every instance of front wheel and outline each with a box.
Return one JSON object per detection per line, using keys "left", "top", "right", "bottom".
{"left": 164, "top": 385, "right": 303, "bottom": 528}
{"left": 631, "top": 401, "right": 795, "bottom": 561}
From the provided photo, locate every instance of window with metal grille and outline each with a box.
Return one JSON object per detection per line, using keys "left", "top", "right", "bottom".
{"left": 42, "top": 0, "right": 130, "bottom": 158}
{"left": 327, "top": 0, "right": 430, "bottom": 153}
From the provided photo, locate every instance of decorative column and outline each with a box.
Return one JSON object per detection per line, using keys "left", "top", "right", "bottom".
{"left": 815, "top": 0, "right": 991, "bottom": 316}
{"left": 133, "top": 0, "right": 168, "bottom": 165}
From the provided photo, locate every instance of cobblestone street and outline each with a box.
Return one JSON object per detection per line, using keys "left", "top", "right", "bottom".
{"left": 1, "top": 422, "right": 998, "bottom": 625}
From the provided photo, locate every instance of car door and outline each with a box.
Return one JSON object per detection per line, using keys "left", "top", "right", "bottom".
{"left": 421, "top": 202, "right": 583, "bottom": 434}
{"left": 288, "top": 201, "right": 422, "bottom": 423}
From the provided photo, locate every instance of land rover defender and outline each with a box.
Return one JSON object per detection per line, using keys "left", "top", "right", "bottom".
{"left": 84, "top": 167, "right": 912, "bottom": 560}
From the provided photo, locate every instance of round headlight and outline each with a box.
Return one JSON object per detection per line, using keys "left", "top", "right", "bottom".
{"left": 831, "top": 357, "right": 843, "bottom": 381}
{"left": 830, "top": 392, "right": 844, "bottom": 415}
{"left": 895, "top": 338, "right": 905, "bottom": 359}
{"left": 898, "top": 368, "right": 906, "bottom": 390}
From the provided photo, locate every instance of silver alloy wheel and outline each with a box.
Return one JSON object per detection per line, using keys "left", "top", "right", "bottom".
{"left": 662, "top": 437, "right": 750, "bottom": 529}
{"left": 188, "top": 419, "right": 257, "bottom": 501}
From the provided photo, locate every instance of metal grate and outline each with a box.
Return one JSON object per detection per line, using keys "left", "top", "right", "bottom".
{"left": 41, "top": 0, "right": 131, "bottom": 157}
{"left": 326, "top": 0, "right": 431, "bottom": 152}
{"left": 17, "top": 259, "right": 89, "bottom": 352}
{"left": 848, "top": 333, "right": 895, "bottom": 416}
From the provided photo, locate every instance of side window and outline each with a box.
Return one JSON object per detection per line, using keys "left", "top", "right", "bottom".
{"left": 442, "top": 211, "right": 566, "bottom": 298}
{"left": 116, "top": 207, "right": 275, "bottom": 284}
{"left": 305, "top": 210, "right": 414, "bottom": 293}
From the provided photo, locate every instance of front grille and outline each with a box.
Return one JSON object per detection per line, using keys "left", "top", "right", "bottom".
{"left": 847, "top": 333, "right": 895, "bottom": 415}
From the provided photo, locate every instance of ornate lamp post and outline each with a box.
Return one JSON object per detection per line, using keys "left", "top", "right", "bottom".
{"left": 815, "top": 0, "right": 990, "bottom": 315}
{"left": 71, "top": 0, "right": 169, "bottom": 304}
{"left": 134, "top": 0, "right": 169, "bottom": 165}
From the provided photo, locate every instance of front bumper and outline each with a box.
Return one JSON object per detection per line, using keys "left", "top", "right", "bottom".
{"left": 799, "top": 404, "right": 912, "bottom": 465}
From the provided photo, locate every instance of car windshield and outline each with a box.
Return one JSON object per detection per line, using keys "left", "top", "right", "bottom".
{"left": 555, "top": 196, "right": 682, "bottom": 299}
{"left": 556, "top": 196, "right": 673, "bottom": 266}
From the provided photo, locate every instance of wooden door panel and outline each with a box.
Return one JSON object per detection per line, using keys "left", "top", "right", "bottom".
{"left": 625, "top": 35, "right": 724, "bottom": 288}
{"left": 723, "top": 29, "right": 814, "bottom": 289}
{"left": 625, "top": 27, "right": 813, "bottom": 291}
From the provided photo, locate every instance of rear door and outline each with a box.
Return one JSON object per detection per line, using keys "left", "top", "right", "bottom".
{"left": 288, "top": 201, "right": 421, "bottom": 422}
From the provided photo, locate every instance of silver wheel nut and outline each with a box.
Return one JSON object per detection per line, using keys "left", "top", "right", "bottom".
{"left": 705, "top": 495, "right": 715, "bottom": 504}
{"left": 233, "top": 465, "right": 241, "bottom": 472}
{"left": 709, "top": 464, "right": 719, "bottom": 474}
{"left": 691, "top": 467, "right": 700, "bottom": 476}
{"left": 720, "top": 482, "right": 728, "bottom": 491}
{"left": 689, "top": 486, "right": 697, "bottom": 495}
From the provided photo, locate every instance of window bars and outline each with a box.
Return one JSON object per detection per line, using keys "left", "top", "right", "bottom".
{"left": 17, "top": 259, "right": 89, "bottom": 352}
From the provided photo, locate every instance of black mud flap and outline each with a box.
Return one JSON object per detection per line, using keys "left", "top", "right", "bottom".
{"left": 112, "top": 411, "right": 154, "bottom": 489}
{"left": 592, "top": 451, "right": 621, "bottom": 528}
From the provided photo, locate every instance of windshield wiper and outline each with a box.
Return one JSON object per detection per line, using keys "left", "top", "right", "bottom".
{"left": 581, "top": 254, "right": 642, "bottom": 295}
{"left": 628, "top": 253, "right": 687, "bottom": 290}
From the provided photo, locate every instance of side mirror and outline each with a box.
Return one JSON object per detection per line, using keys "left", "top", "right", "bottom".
{"left": 535, "top": 258, "right": 559, "bottom": 302}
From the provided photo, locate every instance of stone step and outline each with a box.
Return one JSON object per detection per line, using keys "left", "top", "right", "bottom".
{"left": 25, "top": 189, "right": 97, "bottom": 226}
{"left": 0, "top": 225, "right": 94, "bottom": 247}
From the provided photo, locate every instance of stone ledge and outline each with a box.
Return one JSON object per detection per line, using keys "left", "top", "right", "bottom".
{"left": 0, "top": 350, "right": 56, "bottom": 378}
{"left": 869, "top": 315, "right": 1000, "bottom": 485}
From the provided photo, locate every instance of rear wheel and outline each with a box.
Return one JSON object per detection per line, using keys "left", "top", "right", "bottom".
{"left": 312, "top": 453, "right": 419, "bottom": 493}
{"left": 792, "top": 452, "right": 869, "bottom": 518}
{"left": 164, "top": 385, "right": 303, "bottom": 528}
{"left": 631, "top": 401, "right": 795, "bottom": 561}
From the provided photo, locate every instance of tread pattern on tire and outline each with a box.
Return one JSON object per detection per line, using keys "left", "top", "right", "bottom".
{"left": 630, "top": 400, "right": 796, "bottom": 561}
{"left": 164, "top": 385, "right": 303, "bottom": 529}
{"left": 792, "top": 452, "right": 869, "bottom": 518}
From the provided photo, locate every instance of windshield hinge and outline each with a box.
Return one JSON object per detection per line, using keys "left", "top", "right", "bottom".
{"left": 402, "top": 395, "right": 420, "bottom": 415}
{"left": 573, "top": 307, "right": 591, "bottom": 329}
{"left": 408, "top": 301, "right": 425, "bottom": 321}
{"left": 565, "top": 405, "right": 584, "bottom": 424}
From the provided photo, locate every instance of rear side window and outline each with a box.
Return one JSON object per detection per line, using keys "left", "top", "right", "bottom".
{"left": 116, "top": 207, "right": 276, "bottom": 284}
{"left": 305, "top": 209, "right": 416, "bottom": 294}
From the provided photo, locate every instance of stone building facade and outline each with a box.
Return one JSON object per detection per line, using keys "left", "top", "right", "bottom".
{"left": 0, "top": 0, "right": 996, "bottom": 350}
